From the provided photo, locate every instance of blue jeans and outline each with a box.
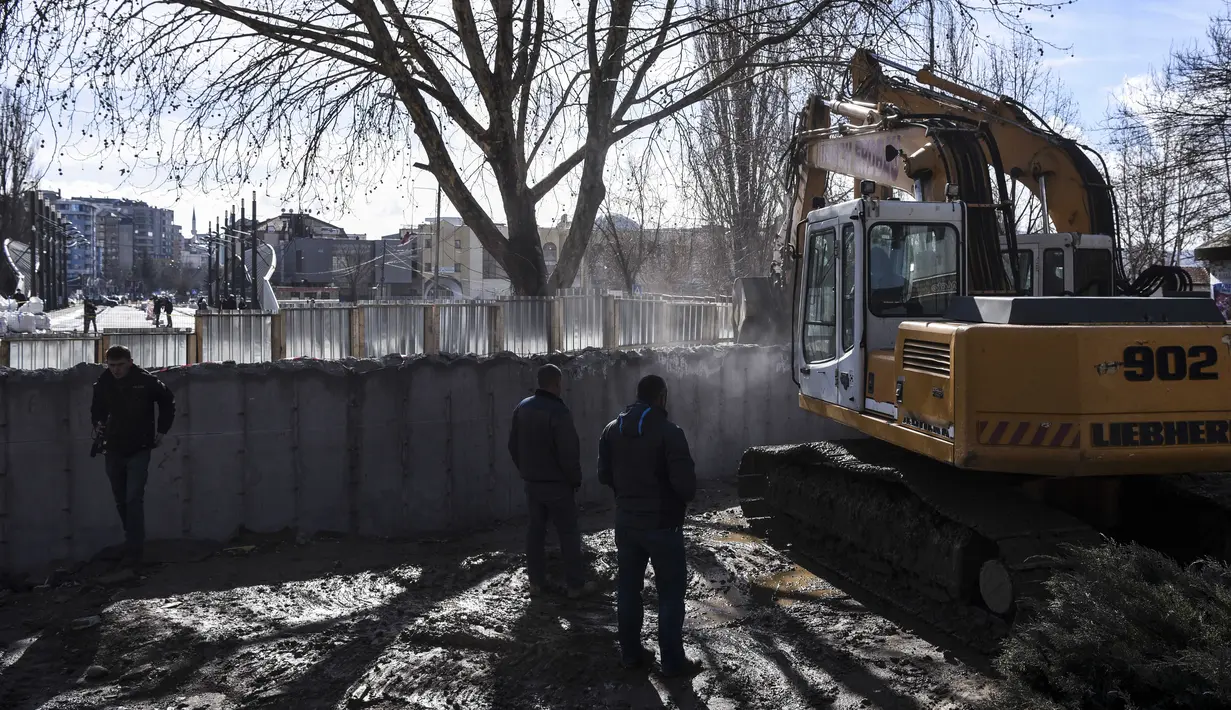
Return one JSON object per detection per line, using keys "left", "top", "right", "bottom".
{"left": 615, "top": 521, "right": 687, "bottom": 672}
{"left": 105, "top": 449, "right": 151, "bottom": 560}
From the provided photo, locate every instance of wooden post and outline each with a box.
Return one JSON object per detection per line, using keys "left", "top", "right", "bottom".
{"left": 602, "top": 295, "right": 618, "bottom": 350}
{"left": 99, "top": 334, "right": 111, "bottom": 363}
{"left": 349, "top": 305, "right": 365, "bottom": 358}
{"left": 424, "top": 304, "right": 440, "bottom": 355}
{"left": 271, "top": 312, "right": 286, "bottom": 361}
{"left": 549, "top": 297, "right": 564, "bottom": 353}
{"left": 489, "top": 303, "right": 506, "bottom": 354}
{"left": 0, "top": 339, "right": 9, "bottom": 368}
{"left": 194, "top": 313, "right": 206, "bottom": 364}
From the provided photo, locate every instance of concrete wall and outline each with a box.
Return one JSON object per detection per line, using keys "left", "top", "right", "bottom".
{"left": 0, "top": 345, "right": 845, "bottom": 577}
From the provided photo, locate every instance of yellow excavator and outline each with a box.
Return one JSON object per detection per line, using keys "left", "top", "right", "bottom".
{"left": 736, "top": 50, "right": 1231, "bottom": 648}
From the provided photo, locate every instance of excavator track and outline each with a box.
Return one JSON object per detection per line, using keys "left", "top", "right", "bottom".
{"left": 737, "top": 440, "right": 1104, "bottom": 653}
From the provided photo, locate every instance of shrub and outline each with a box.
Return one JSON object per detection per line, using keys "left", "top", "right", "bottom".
{"left": 993, "top": 541, "right": 1231, "bottom": 710}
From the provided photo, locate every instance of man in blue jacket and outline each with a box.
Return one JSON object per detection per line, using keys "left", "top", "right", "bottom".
{"left": 598, "top": 374, "right": 700, "bottom": 677}
{"left": 509, "top": 364, "right": 594, "bottom": 599}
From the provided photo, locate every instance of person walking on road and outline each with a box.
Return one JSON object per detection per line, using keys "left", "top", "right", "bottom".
{"left": 598, "top": 374, "right": 701, "bottom": 677}
{"left": 83, "top": 299, "right": 99, "bottom": 333}
{"left": 90, "top": 345, "right": 176, "bottom": 568}
{"left": 508, "top": 364, "right": 596, "bottom": 599}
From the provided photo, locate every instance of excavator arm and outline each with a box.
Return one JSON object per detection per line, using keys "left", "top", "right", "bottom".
{"left": 847, "top": 49, "right": 1117, "bottom": 237}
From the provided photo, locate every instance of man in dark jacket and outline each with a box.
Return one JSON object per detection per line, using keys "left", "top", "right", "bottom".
{"left": 83, "top": 299, "right": 99, "bottom": 333}
{"left": 90, "top": 345, "right": 176, "bottom": 566}
{"left": 598, "top": 374, "right": 700, "bottom": 677}
{"left": 508, "top": 364, "right": 594, "bottom": 599}
{"left": 160, "top": 295, "right": 174, "bottom": 327}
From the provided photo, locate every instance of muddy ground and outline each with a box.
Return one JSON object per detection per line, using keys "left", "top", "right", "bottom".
{"left": 0, "top": 485, "right": 998, "bottom": 709}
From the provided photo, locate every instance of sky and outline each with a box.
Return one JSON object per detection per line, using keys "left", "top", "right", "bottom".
{"left": 28, "top": 0, "right": 1230, "bottom": 241}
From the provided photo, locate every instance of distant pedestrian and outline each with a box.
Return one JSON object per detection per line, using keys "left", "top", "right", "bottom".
{"left": 151, "top": 296, "right": 163, "bottom": 326}
{"left": 160, "top": 296, "right": 174, "bottom": 327}
{"left": 598, "top": 374, "right": 700, "bottom": 677}
{"left": 508, "top": 364, "right": 596, "bottom": 599}
{"left": 83, "top": 299, "right": 98, "bottom": 333}
{"left": 90, "top": 345, "right": 176, "bottom": 568}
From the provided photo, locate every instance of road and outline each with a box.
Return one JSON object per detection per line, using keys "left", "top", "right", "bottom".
{"left": 47, "top": 303, "right": 198, "bottom": 333}
{"left": 0, "top": 486, "right": 998, "bottom": 710}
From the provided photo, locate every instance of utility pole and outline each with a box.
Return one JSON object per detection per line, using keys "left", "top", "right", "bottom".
{"left": 928, "top": 0, "right": 936, "bottom": 68}
{"left": 207, "top": 220, "right": 214, "bottom": 304}
{"left": 433, "top": 184, "right": 441, "bottom": 299}
{"left": 240, "top": 200, "right": 247, "bottom": 307}
{"left": 251, "top": 191, "right": 258, "bottom": 309}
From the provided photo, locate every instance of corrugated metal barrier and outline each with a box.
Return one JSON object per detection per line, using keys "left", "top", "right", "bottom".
{"left": 2, "top": 335, "right": 98, "bottom": 369}
{"left": 439, "top": 302, "right": 490, "bottom": 355}
{"left": 361, "top": 303, "right": 425, "bottom": 357}
{"left": 501, "top": 297, "right": 550, "bottom": 356}
{"left": 106, "top": 329, "right": 190, "bottom": 369}
{"left": 559, "top": 293, "right": 604, "bottom": 351}
{"left": 284, "top": 304, "right": 352, "bottom": 360}
{"left": 198, "top": 313, "right": 272, "bottom": 363}
{"left": 616, "top": 297, "right": 728, "bottom": 347}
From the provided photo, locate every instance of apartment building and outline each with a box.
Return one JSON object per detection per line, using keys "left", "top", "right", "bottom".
{"left": 56, "top": 198, "right": 99, "bottom": 290}
{"left": 68, "top": 197, "right": 180, "bottom": 288}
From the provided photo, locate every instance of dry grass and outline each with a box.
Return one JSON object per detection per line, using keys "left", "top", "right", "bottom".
{"left": 990, "top": 541, "right": 1231, "bottom": 710}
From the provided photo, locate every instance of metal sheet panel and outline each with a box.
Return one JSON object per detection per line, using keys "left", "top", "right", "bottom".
{"left": 501, "top": 298, "right": 550, "bottom": 356}
{"left": 438, "top": 302, "right": 490, "bottom": 355}
{"left": 105, "top": 330, "right": 189, "bottom": 369}
{"left": 5, "top": 336, "right": 98, "bottom": 370}
{"left": 559, "top": 293, "right": 603, "bottom": 351}
{"left": 284, "top": 304, "right": 352, "bottom": 360}
{"left": 198, "top": 313, "right": 272, "bottom": 363}
{"left": 361, "top": 303, "right": 425, "bottom": 357}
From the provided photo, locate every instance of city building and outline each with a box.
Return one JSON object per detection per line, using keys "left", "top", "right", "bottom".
{"left": 55, "top": 197, "right": 99, "bottom": 293}
{"left": 69, "top": 197, "right": 182, "bottom": 293}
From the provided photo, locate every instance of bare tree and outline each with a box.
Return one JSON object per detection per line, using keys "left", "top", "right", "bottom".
{"left": 1108, "top": 68, "right": 1227, "bottom": 274}
{"left": 331, "top": 241, "right": 378, "bottom": 302}
{"left": 591, "top": 157, "right": 666, "bottom": 292}
{"left": 18, "top": 0, "right": 1071, "bottom": 297}
{"left": 28, "top": 0, "right": 880, "bottom": 297}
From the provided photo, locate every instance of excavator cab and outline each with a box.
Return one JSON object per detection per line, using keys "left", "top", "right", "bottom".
{"left": 795, "top": 196, "right": 963, "bottom": 414}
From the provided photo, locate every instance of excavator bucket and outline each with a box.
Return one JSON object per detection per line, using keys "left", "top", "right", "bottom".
{"left": 733, "top": 276, "right": 790, "bottom": 345}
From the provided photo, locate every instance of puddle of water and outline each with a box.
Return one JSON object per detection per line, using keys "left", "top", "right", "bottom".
{"left": 712, "top": 530, "right": 762, "bottom": 545}
{"left": 751, "top": 566, "right": 844, "bottom": 607}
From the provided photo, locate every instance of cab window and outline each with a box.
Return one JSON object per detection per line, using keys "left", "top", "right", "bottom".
{"left": 1002, "top": 249, "right": 1034, "bottom": 296}
{"left": 1074, "top": 248, "right": 1113, "bottom": 296}
{"left": 867, "top": 223, "right": 959, "bottom": 317}
{"left": 1042, "top": 248, "right": 1065, "bottom": 295}
{"left": 802, "top": 226, "right": 837, "bottom": 362}
{"left": 841, "top": 223, "right": 856, "bottom": 352}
